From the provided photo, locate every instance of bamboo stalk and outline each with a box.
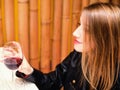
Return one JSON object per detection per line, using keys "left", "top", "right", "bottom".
{"left": 38, "top": 0, "right": 41, "bottom": 70}
{"left": 68, "top": 0, "right": 73, "bottom": 54}
{"left": 110, "top": 0, "right": 120, "bottom": 4}
{"left": 89, "top": 0, "right": 98, "bottom": 4}
{"left": 29, "top": 0, "right": 39, "bottom": 69}
{"left": 0, "top": 9, "right": 4, "bottom": 46}
{"left": 0, "top": 1, "right": 3, "bottom": 46}
{"left": 98, "top": 0, "right": 109, "bottom": 3}
{"left": 51, "top": 0, "right": 63, "bottom": 70}
{"left": 82, "top": 0, "right": 90, "bottom": 9}
{"left": 1, "top": 0, "right": 6, "bottom": 43}
{"left": 40, "top": 0, "right": 51, "bottom": 72}
{"left": 4, "top": 0, "right": 15, "bottom": 41}
{"left": 14, "top": 0, "right": 19, "bottom": 41}
{"left": 61, "top": 0, "right": 71, "bottom": 60}
{"left": 71, "top": 0, "right": 82, "bottom": 51}
{"left": 90, "top": 0, "right": 109, "bottom": 4}
{"left": 18, "top": 0, "right": 29, "bottom": 60}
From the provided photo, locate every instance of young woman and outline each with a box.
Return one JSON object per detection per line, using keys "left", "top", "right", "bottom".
{"left": 16, "top": 2, "right": 120, "bottom": 90}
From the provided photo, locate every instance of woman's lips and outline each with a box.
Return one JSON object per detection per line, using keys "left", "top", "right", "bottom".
{"left": 74, "top": 39, "right": 81, "bottom": 44}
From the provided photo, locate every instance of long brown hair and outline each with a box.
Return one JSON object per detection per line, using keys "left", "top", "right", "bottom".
{"left": 81, "top": 2, "right": 120, "bottom": 90}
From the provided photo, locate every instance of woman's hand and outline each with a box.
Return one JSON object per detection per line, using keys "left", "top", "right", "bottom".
{"left": 17, "top": 56, "right": 34, "bottom": 75}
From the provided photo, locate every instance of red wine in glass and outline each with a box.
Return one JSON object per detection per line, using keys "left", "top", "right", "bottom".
{"left": 4, "top": 57, "right": 23, "bottom": 70}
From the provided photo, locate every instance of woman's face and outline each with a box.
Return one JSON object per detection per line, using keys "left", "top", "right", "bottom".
{"left": 73, "top": 14, "right": 86, "bottom": 52}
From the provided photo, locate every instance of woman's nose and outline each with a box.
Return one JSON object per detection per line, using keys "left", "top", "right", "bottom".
{"left": 73, "top": 26, "right": 81, "bottom": 37}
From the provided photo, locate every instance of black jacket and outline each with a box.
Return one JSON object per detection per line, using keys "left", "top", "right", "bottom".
{"left": 16, "top": 50, "right": 120, "bottom": 90}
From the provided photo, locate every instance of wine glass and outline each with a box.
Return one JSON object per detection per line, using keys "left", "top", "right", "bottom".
{"left": 3, "top": 41, "right": 23, "bottom": 81}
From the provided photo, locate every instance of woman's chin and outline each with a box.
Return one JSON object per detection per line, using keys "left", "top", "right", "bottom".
{"left": 74, "top": 47, "right": 83, "bottom": 52}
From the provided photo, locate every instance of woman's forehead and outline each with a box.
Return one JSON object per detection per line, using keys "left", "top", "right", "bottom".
{"left": 80, "top": 13, "right": 88, "bottom": 27}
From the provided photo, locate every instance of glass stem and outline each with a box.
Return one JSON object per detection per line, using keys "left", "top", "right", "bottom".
{"left": 12, "top": 70, "right": 14, "bottom": 81}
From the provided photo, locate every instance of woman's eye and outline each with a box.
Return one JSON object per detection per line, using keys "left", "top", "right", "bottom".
{"left": 77, "top": 22, "right": 81, "bottom": 26}
{"left": 77, "top": 22, "right": 81, "bottom": 27}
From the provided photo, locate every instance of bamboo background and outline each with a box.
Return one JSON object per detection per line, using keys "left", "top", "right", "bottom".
{"left": 0, "top": 0, "right": 120, "bottom": 73}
